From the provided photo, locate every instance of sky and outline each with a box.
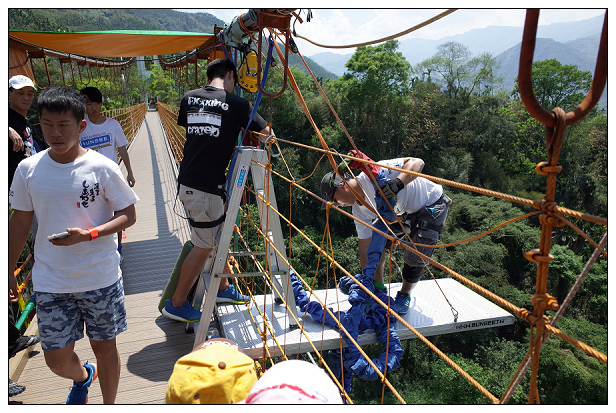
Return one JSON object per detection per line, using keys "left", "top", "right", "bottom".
{"left": 178, "top": 7, "right": 607, "bottom": 56}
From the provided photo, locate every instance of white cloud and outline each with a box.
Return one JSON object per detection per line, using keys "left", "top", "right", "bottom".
{"left": 175, "top": 8, "right": 605, "bottom": 56}
{"left": 295, "top": 8, "right": 605, "bottom": 55}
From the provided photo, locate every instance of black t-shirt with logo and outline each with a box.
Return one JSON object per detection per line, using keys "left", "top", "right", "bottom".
{"left": 8, "top": 107, "right": 45, "bottom": 188}
{"left": 177, "top": 86, "right": 267, "bottom": 192}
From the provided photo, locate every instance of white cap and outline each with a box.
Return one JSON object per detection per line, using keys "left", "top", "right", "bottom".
{"left": 239, "top": 359, "right": 343, "bottom": 404}
{"left": 9, "top": 75, "right": 36, "bottom": 90}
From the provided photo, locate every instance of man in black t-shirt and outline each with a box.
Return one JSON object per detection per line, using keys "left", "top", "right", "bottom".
{"left": 8, "top": 75, "right": 46, "bottom": 188}
{"left": 163, "top": 59, "right": 274, "bottom": 323}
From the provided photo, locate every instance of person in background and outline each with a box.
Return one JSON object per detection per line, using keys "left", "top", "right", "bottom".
{"left": 79, "top": 86, "right": 135, "bottom": 263}
{"left": 9, "top": 75, "right": 46, "bottom": 188}
{"left": 8, "top": 75, "right": 45, "bottom": 400}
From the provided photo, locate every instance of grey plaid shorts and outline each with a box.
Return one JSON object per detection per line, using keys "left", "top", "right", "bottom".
{"left": 35, "top": 278, "right": 127, "bottom": 351}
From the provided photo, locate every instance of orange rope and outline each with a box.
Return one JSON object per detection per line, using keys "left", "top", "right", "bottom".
{"left": 153, "top": 9, "right": 608, "bottom": 403}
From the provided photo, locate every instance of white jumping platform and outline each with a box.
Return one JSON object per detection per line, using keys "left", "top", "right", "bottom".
{"left": 213, "top": 278, "right": 515, "bottom": 359}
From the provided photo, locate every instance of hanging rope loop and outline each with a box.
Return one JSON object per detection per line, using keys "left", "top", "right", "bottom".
{"left": 519, "top": 9, "right": 607, "bottom": 128}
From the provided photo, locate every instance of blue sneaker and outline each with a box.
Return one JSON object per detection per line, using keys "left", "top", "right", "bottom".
{"left": 162, "top": 299, "right": 202, "bottom": 322}
{"left": 394, "top": 292, "right": 411, "bottom": 315}
{"left": 216, "top": 285, "right": 249, "bottom": 304}
{"left": 66, "top": 362, "right": 97, "bottom": 404}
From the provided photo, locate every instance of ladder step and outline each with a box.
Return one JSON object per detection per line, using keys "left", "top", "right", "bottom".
{"left": 227, "top": 251, "right": 266, "bottom": 257}
{"left": 214, "top": 271, "right": 287, "bottom": 278}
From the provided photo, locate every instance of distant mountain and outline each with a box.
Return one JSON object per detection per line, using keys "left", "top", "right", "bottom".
{"left": 307, "top": 15, "right": 604, "bottom": 76}
{"left": 306, "top": 15, "right": 606, "bottom": 108}
{"left": 494, "top": 34, "right": 603, "bottom": 91}
{"left": 306, "top": 51, "right": 351, "bottom": 79}
{"left": 9, "top": 8, "right": 225, "bottom": 33}
{"left": 287, "top": 52, "right": 338, "bottom": 80}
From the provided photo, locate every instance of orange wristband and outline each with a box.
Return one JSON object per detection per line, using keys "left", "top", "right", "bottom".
{"left": 87, "top": 227, "right": 99, "bottom": 240}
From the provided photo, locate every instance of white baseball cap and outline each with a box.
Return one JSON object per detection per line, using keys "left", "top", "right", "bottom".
{"left": 239, "top": 359, "right": 343, "bottom": 404}
{"left": 9, "top": 75, "right": 36, "bottom": 90}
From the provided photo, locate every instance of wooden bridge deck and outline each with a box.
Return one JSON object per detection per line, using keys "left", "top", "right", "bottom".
{"left": 9, "top": 110, "right": 196, "bottom": 404}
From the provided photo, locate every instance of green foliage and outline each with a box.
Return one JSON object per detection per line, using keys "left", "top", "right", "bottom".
{"left": 148, "top": 65, "right": 179, "bottom": 105}
{"left": 10, "top": 9, "right": 223, "bottom": 33}
{"left": 546, "top": 244, "right": 583, "bottom": 303}
{"left": 329, "top": 40, "right": 413, "bottom": 160}
{"left": 424, "top": 353, "right": 491, "bottom": 404}
{"left": 571, "top": 258, "right": 607, "bottom": 325}
{"left": 9, "top": 9, "right": 69, "bottom": 31}
{"left": 345, "top": 40, "right": 411, "bottom": 94}
{"left": 558, "top": 114, "right": 607, "bottom": 218}
{"left": 473, "top": 338, "right": 530, "bottom": 403}
{"left": 495, "top": 100, "right": 547, "bottom": 193}
{"left": 512, "top": 59, "right": 593, "bottom": 111}
{"left": 417, "top": 42, "right": 501, "bottom": 102}
{"left": 537, "top": 316, "right": 607, "bottom": 404}
{"left": 439, "top": 193, "right": 539, "bottom": 291}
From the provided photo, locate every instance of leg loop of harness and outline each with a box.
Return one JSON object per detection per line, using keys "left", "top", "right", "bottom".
{"left": 188, "top": 214, "right": 226, "bottom": 229}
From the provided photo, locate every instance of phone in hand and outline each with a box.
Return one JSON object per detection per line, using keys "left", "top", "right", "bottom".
{"left": 47, "top": 231, "right": 70, "bottom": 240}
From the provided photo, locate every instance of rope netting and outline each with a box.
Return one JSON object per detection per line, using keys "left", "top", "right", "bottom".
{"left": 154, "top": 9, "right": 607, "bottom": 404}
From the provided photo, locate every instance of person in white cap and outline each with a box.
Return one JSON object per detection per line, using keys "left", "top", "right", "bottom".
{"left": 239, "top": 359, "right": 343, "bottom": 404}
{"left": 8, "top": 75, "right": 46, "bottom": 188}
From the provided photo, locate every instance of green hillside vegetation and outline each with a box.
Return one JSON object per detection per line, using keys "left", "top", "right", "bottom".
{"left": 10, "top": 9, "right": 607, "bottom": 404}
{"left": 9, "top": 8, "right": 224, "bottom": 33}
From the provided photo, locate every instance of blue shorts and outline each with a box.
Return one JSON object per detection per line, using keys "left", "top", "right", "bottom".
{"left": 35, "top": 278, "right": 127, "bottom": 351}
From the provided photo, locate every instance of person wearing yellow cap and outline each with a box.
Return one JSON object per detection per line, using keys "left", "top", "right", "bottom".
{"left": 165, "top": 337, "right": 257, "bottom": 404}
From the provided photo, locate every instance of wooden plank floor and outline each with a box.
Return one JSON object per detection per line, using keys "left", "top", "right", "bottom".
{"left": 10, "top": 110, "right": 196, "bottom": 404}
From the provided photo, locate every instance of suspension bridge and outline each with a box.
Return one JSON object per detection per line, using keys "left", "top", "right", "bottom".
{"left": 8, "top": 9, "right": 607, "bottom": 404}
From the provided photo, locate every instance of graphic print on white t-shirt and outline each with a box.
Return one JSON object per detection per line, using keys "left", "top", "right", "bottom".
{"left": 81, "top": 133, "right": 112, "bottom": 151}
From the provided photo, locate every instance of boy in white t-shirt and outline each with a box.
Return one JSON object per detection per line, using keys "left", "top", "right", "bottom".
{"left": 8, "top": 86, "right": 139, "bottom": 404}
{"left": 79, "top": 86, "right": 135, "bottom": 261}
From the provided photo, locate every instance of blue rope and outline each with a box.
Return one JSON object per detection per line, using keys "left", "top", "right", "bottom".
{"left": 226, "top": 36, "right": 275, "bottom": 201}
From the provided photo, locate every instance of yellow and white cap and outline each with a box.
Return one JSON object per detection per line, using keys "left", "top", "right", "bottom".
{"left": 165, "top": 338, "right": 257, "bottom": 404}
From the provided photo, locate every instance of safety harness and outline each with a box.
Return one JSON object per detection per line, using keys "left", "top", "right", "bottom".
{"left": 176, "top": 185, "right": 227, "bottom": 229}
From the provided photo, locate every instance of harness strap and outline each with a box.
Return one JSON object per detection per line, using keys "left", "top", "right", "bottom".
{"left": 414, "top": 220, "right": 443, "bottom": 233}
{"left": 189, "top": 214, "right": 226, "bottom": 229}
{"left": 177, "top": 184, "right": 228, "bottom": 229}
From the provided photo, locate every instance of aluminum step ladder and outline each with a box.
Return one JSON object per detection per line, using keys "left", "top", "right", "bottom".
{"left": 189, "top": 147, "right": 299, "bottom": 347}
